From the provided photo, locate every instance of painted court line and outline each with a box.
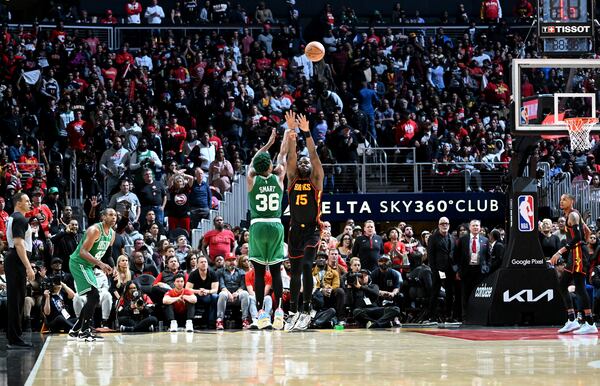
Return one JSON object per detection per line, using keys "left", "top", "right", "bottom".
{"left": 24, "top": 335, "right": 52, "bottom": 386}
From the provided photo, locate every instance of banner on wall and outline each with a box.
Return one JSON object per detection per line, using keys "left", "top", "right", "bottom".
{"left": 283, "top": 193, "right": 506, "bottom": 222}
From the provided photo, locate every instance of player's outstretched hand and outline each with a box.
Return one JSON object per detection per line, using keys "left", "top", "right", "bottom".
{"left": 267, "top": 128, "right": 277, "bottom": 147}
{"left": 284, "top": 111, "right": 297, "bottom": 129}
{"left": 297, "top": 114, "right": 309, "bottom": 132}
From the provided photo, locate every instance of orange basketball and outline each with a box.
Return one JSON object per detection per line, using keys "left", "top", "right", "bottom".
{"left": 305, "top": 41, "right": 325, "bottom": 62}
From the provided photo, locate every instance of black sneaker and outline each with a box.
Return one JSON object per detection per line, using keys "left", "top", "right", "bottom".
{"left": 89, "top": 329, "right": 105, "bottom": 342}
{"left": 7, "top": 342, "right": 33, "bottom": 349}
{"left": 78, "top": 329, "right": 104, "bottom": 342}
{"left": 68, "top": 328, "right": 80, "bottom": 340}
{"left": 77, "top": 329, "right": 95, "bottom": 342}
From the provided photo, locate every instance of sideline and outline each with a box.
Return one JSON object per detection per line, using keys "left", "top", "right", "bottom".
{"left": 24, "top": 335, "right": 52, "bottom": 386}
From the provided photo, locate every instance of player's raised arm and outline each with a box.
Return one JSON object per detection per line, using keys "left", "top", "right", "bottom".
{"left": 275, "top": 112, "right": 297, "bottom": 184}
{"left": 297, "top": 114, "right": 324, "bottom": 190}
{"left": 285, "top": 111, "right": 298, "bottom": 181}
{"left": 247, "top": 128, "right": 277, "bottom": 189}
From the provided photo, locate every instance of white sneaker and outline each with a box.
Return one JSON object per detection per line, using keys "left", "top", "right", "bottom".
{"left": 169, "top": 320, "right": 178, "bottom": 333}
{"left": 558, "top": 319, "right": 581, "bottom": 334}
{"left": 294, "top": 313, "right": 312, "bottom": 331}
{"left": 284, "top": 312, "right": 300, "bottom": 332}
{"left": 257, "top": 309, "right": 272, "bottom": 330}
{"left": 573, "top": 322, "right": 598, "bottom": 335}
{"left": 185, "top": 320, "right": 194, "bottom": 333}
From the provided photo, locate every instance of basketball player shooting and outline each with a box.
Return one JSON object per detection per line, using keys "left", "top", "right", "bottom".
{"left": 285, "top": 113, "right": 324, "bottom": 331}
{"left": 550, "top": 194, "right": 596, "bottom": 334}
{"left": 68, "top": 208, "right": 115, "bottom": 342}
{"left": 246, "top": 118, "right": 294, "bottom": 330}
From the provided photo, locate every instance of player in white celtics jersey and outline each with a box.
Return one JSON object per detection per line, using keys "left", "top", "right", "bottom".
{"left": 247, "top": 112, "right": 296, "bottom": 329}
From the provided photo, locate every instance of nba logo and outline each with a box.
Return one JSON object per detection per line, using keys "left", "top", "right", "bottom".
{"left": 518, "top": 195, "right": 535, "bottom": 232}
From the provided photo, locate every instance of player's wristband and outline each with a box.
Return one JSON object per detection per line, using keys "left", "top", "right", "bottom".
{"left": 301, "top": 131, "right": 311, "bottom": 139}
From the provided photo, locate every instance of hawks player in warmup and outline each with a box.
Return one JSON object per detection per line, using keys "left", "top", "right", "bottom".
{"left": 550, "top": 194, "right": 596, "bottom": 334}
{"left": 247, "top": 120, "right": 294, "bottom": 330}
{"left": 68, "top": 208, "right": 115, "bottom": 341}
{"left": 285, "top": 113, "right": 324, "bottom": 331}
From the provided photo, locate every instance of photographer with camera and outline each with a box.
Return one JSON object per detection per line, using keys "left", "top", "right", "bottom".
{"left": 349, "top": 269, "right": 401, "bottom": 328}
{"left": 42, "top": 257, "right": 73, "bottom": 291}
{"left": 42, "top": 276, "right": 76, "bottom": 332}
{"left": 117, "top": 280, "right": 158, "bottom": 332}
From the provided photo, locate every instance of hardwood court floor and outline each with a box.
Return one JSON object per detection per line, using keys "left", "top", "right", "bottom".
{"left": 25, "top": 328, "right": 600, "bottom": 385}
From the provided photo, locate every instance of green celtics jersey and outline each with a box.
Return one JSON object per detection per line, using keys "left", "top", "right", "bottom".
{"left": 249, "top": 174, "right": 283, "bottom": 219}
{"left": 70, "top": 223, "right": 113, "bottom": 267}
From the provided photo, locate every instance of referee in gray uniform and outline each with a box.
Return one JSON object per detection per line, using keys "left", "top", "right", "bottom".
{"left": 5, "top": 192, "right": 35, "bottom": 349}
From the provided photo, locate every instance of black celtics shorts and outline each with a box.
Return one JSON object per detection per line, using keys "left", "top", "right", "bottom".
{"left": 288, "top": 222, "right": 321, "bottom": 259}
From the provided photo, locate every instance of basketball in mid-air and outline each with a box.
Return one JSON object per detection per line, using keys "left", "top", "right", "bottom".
{"left": 305, "top": 41, "right": 325, "bottom": 62}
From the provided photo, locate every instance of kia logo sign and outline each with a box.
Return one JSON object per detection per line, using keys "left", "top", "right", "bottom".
{"left": 503, "top": 289, "right": 554, "bottom": 303}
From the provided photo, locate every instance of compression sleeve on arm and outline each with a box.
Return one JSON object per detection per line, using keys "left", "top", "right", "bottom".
{"left": 564, "top": 224, "right": 582, "bottom": 250}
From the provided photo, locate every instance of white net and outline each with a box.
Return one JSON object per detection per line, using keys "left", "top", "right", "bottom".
{"left": 564, "top": 117, "right": 598, "bottom": 152}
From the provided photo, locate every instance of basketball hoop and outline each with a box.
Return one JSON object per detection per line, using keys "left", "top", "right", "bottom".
{"left": 564, "top": 117, "right": 598, "bottom": 152}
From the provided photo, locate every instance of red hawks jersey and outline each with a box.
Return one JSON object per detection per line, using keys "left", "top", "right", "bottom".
{"left": 482, "top": 0, "right": 500, "bottom": 20}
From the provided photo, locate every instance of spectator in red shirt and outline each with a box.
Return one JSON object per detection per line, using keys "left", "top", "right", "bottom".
{"left": 115, "top": 45, "right": 135, "bottom": 73}
{"left": 480, "top": 0, "right": 502, "bottom": 23}
{"left": 240, "top": 256, "right": 273, "bottom": 325}
{"left": 17, "top": 147, "right": 39, "bottom": 174}
{"left": 100, "top": 9, "right": 119, "bottom": 24}
{"left": 102, "top": 59, "right": 118, "bottom": 84}
{"left": 514, "top": 0, "right": 534, "bottom": 21}
{"left": 163, "top": 273, "right": 197, "bottom": 332}
{"left": 384, "top": 227, "right": 408, "bottom": 268}
{"left": 483, "top": 74, "right": 510, "bottom": 105}
{"left": 66, "top": 109, "right": 89, "bottom": 151}
{"left": 24, "top": 168, "right": 47, "bottom": 192}
{"left": 26, "top": 190, "right": 53, "bottom": 237}
{"left": 125, "top": 0, "right": 143, "bottom": 24}
{"left": 169, "top": 57, "right": 191, "bottom": 86}
{"left": 521, "top": 74, "right": 534, "bottom": 98}
{"left": 255, "top": 50, "right": 272, "bottom": 72}
{"left": 165, "top": 115, "right": 187, "bottom": 156}
{"left": 394, "top": 112, "right": 418, "bottom": 146}
{"left": 201, "top": 216, "right": 235, "bottom": 262}
{"left": 49, "top": 21, "right": 67, "bottom": 44}
{"left": 0, "top": 197, "right": 9, "bottom": 240}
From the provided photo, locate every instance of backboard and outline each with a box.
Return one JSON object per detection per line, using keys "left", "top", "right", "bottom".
{"left": 512, "top": 58, "right": 600, "bottom": 136}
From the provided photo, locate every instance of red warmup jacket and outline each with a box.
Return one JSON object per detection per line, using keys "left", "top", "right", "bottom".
{"left": 481, "top": 0, "right": 501, "bottom": 20}
{"left": 125, "top": 2, "right": 143, "bottom": 16}
{"left": 166, "top": 124, "right": 187, "bottom": 152}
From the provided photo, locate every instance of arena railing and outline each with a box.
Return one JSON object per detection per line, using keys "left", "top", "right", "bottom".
{"left": 8, "top": 22, "right": 530, "bottom": 52}
{"left": 191, "top": 171, "right": 248, "bottom": 250}
{"left": 591, "top": 188, "right": 600, "bottom": 227}
{"left": 112, "top": 24, "right": 532, "bottom": 50}
{"left": 6, "top": 23, "right": 116, "bottom": 50}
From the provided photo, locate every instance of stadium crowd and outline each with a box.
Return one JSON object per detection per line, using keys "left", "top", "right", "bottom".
{"left": 0, "top": 0, "right": 599, "bottom": 332}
